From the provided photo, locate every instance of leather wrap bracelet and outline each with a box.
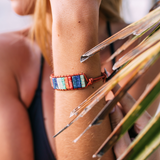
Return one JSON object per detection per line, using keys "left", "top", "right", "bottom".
{"left": 50, "top": 72, "right": 107, "bottom": 91}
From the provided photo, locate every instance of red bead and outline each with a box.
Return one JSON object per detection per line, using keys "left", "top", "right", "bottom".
{"left": 68, "top": 76, "right": 73, "bottom": 89}
{"left": 65, "top": 77, "right": 70, "bottom": 89}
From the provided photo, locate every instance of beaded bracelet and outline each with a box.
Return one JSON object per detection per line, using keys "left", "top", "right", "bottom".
{"left": 50, "top": 72, "right": 108, "bottom": 91}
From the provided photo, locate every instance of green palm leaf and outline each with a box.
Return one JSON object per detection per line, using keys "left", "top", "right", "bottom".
{"left": 118, "top": 112, "right": 160, "bottom": 160}
{"left": 93, "top": 74, "right": 160, "bottom": 158}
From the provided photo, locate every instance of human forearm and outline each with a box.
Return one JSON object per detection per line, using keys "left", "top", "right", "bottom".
{"left": 52, "top": 0, "right": 101, "bottom": 76}
{"left": 51, "top": 1, "right": 114, "bottom": 159}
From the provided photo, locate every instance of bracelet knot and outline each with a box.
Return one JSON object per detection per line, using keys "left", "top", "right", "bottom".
{"left": 88, "top": 78, "right": 94, "bottom": 86}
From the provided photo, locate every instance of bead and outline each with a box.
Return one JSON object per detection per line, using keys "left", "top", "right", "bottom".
{"left": 65, "top": 77, "right": 70, "bottom": 89}
{"left": 72, "top": 75, "right": 81, "bottom": 88}
{"left": 68, "top": 76, "right": 73, "bottom": 89}
{"left": 80, "top": 75, "right": 86, "bottom": 88}
{"left": 61, "top": 77, "right": 66, "bottom": 89}
{"left": 57, "top": 78, "right": 63, "bottom": 89}
{"left": 52, "top": 78, "right": 58, "bottom": 89}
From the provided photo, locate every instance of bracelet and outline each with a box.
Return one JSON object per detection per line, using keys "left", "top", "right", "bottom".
{"left": 50, "top": 71, "right": 107, "bottom": 91}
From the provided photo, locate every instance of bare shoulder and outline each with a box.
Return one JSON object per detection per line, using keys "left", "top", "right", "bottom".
{"left": 0, "top": 31, "right": 36, "bottom": 159}
{"left": 0, "top": 31, "right": 39, "bottom": 65}
{"left": 0, "top": 30, "right": 41, "bottom": 107}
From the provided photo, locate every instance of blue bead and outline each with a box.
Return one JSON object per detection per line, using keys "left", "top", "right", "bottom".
{"left": 72, "top": 75, "right": 82, "bottom": 88}
{"left": 52, "top": 78, "right": 58, "bottom": 89}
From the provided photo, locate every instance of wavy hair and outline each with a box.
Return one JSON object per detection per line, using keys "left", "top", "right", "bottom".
{"left": 30, "top": 0, "right": 52, "bottom": 66}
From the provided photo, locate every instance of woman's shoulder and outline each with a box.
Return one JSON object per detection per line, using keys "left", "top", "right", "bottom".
{"left": 0, "top": 29, "right": 41, "bottom": 69}
{"left": 0, "top": 30, "right": 41, "bottom": 107}
{"left": 0, "top": 30, "right": 39, "bottom": 60}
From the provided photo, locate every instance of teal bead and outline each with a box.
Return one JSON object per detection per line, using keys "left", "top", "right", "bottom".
{"left": 80, "top": 75, "right": 86, "bottom": 88}
{"left": 61, "top": 77, "right": 66, "bottom": 89}
{"left": 57, "top": 77, "right": 66, "bottom": 89}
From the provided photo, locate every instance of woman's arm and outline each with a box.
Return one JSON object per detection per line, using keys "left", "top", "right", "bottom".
{"left": 50, "top": 0, "right": 114, "bottom": 159}
{"left": 0, "top": 35, "right": 34, "bottom": 160}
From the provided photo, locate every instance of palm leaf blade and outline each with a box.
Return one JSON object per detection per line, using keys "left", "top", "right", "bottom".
{"left": 80, "top": 7, "right": 160, "bottom": 62}
{"left": 71, "top": 42, "right": 160, "bottom": 118}
{"left": 53, "top": 42, "right": 160, "bottom": 138}
{"left": 73, "top": 54, "right": 159, "bottom": 143}
{"left": 113, "top": 25, "right": 160, "bottom": 70}
{"left": 107, "top": 22, "right": 159, "bottom": 63}
{"left": 118, "top": 112, "right": 160, "bottom": 160}
{"left": 93, "top": 74, "right": 160, "bottom": 158}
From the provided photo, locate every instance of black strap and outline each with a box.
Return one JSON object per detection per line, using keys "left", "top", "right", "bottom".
{"left": 37, "top": 55, "right": 44, "bottom": 91}
{"left": 106, "top": 21, "right": 116, "bottom": 66}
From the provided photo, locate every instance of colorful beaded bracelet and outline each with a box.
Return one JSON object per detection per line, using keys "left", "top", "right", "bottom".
{"left": 50, "top": 72, "right": 108, "bottom": 91}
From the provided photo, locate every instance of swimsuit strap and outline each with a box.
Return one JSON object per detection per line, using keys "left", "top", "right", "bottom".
{"left": 37, "top": 55, "right": 44, "bottom": 92}
{"left": 106, "top": 21, "right": 116, "bottom": 66}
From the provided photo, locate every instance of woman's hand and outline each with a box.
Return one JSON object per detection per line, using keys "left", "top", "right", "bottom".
{"left": 109, "top": 84, "right": 160, "bottom": 159}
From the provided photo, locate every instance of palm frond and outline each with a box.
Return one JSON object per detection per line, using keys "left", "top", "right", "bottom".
{"left": 73, "top": 52, "right": 159, "bottom": 143}
{"left": 107, "top": 23, "right": 159, "bottom": 63}
{"left": 93, "top": 74, "right": 160, "bottom": 158}
{"left": 113, "top": 25, "right": 160, "bottom": 70}
{"left": 71, "top": 42, "right": 160, "bottom": 118}
{"left": 117, "top": 112, "right": 160, "bottom": 160}
{"left": 53, "top": 41, "right": 160, "bottom": 138}
{"left": 80, "top": 7, "right": 160, "bottom": 63}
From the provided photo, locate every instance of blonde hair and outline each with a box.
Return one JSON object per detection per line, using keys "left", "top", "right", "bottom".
{"left": 31, "top": 0, "right": 52, "bottom": 66}
{"left": 24, "top": 0, "right": 35, "bottom": 15}
{"left": 31, "top": 0, "right": 122, "bottom": 65}
{"left": 100, "top": 0, "right": 123, "bottom": 22}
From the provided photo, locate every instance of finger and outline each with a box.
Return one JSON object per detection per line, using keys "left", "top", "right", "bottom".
{"left": 112, "top": 83, "right": 152, "bottom": 134}
{"left": 112, "top": 83, "right": 136, "bottom": 113}
{"left": 134, "top": 111, "right": 151, "bottom": 134}
{"left": 109, "top": 105, "right": 123, "bottom": 129}
{"left": 109, "top": 105, "right": 131, "bottom": 158}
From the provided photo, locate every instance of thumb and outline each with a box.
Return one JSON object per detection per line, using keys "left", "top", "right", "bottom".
{"left": 109, "top": 105, "right": 131, "bottom": 158}
{"left": 109, "top": 105, "right": 123, "bottom": 130}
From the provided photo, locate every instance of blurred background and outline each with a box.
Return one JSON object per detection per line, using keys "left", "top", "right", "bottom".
{"left": 122, "top": 0, "right": 156, "bottom": 23}
{"left": 0, "top": 0, "right": 158, "bottom": 33}
{"left": 0, "top": 0, "right": 32, "bottom": 33}
{"left": 0, "top": 0, "right": 159, "bottom": 113}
